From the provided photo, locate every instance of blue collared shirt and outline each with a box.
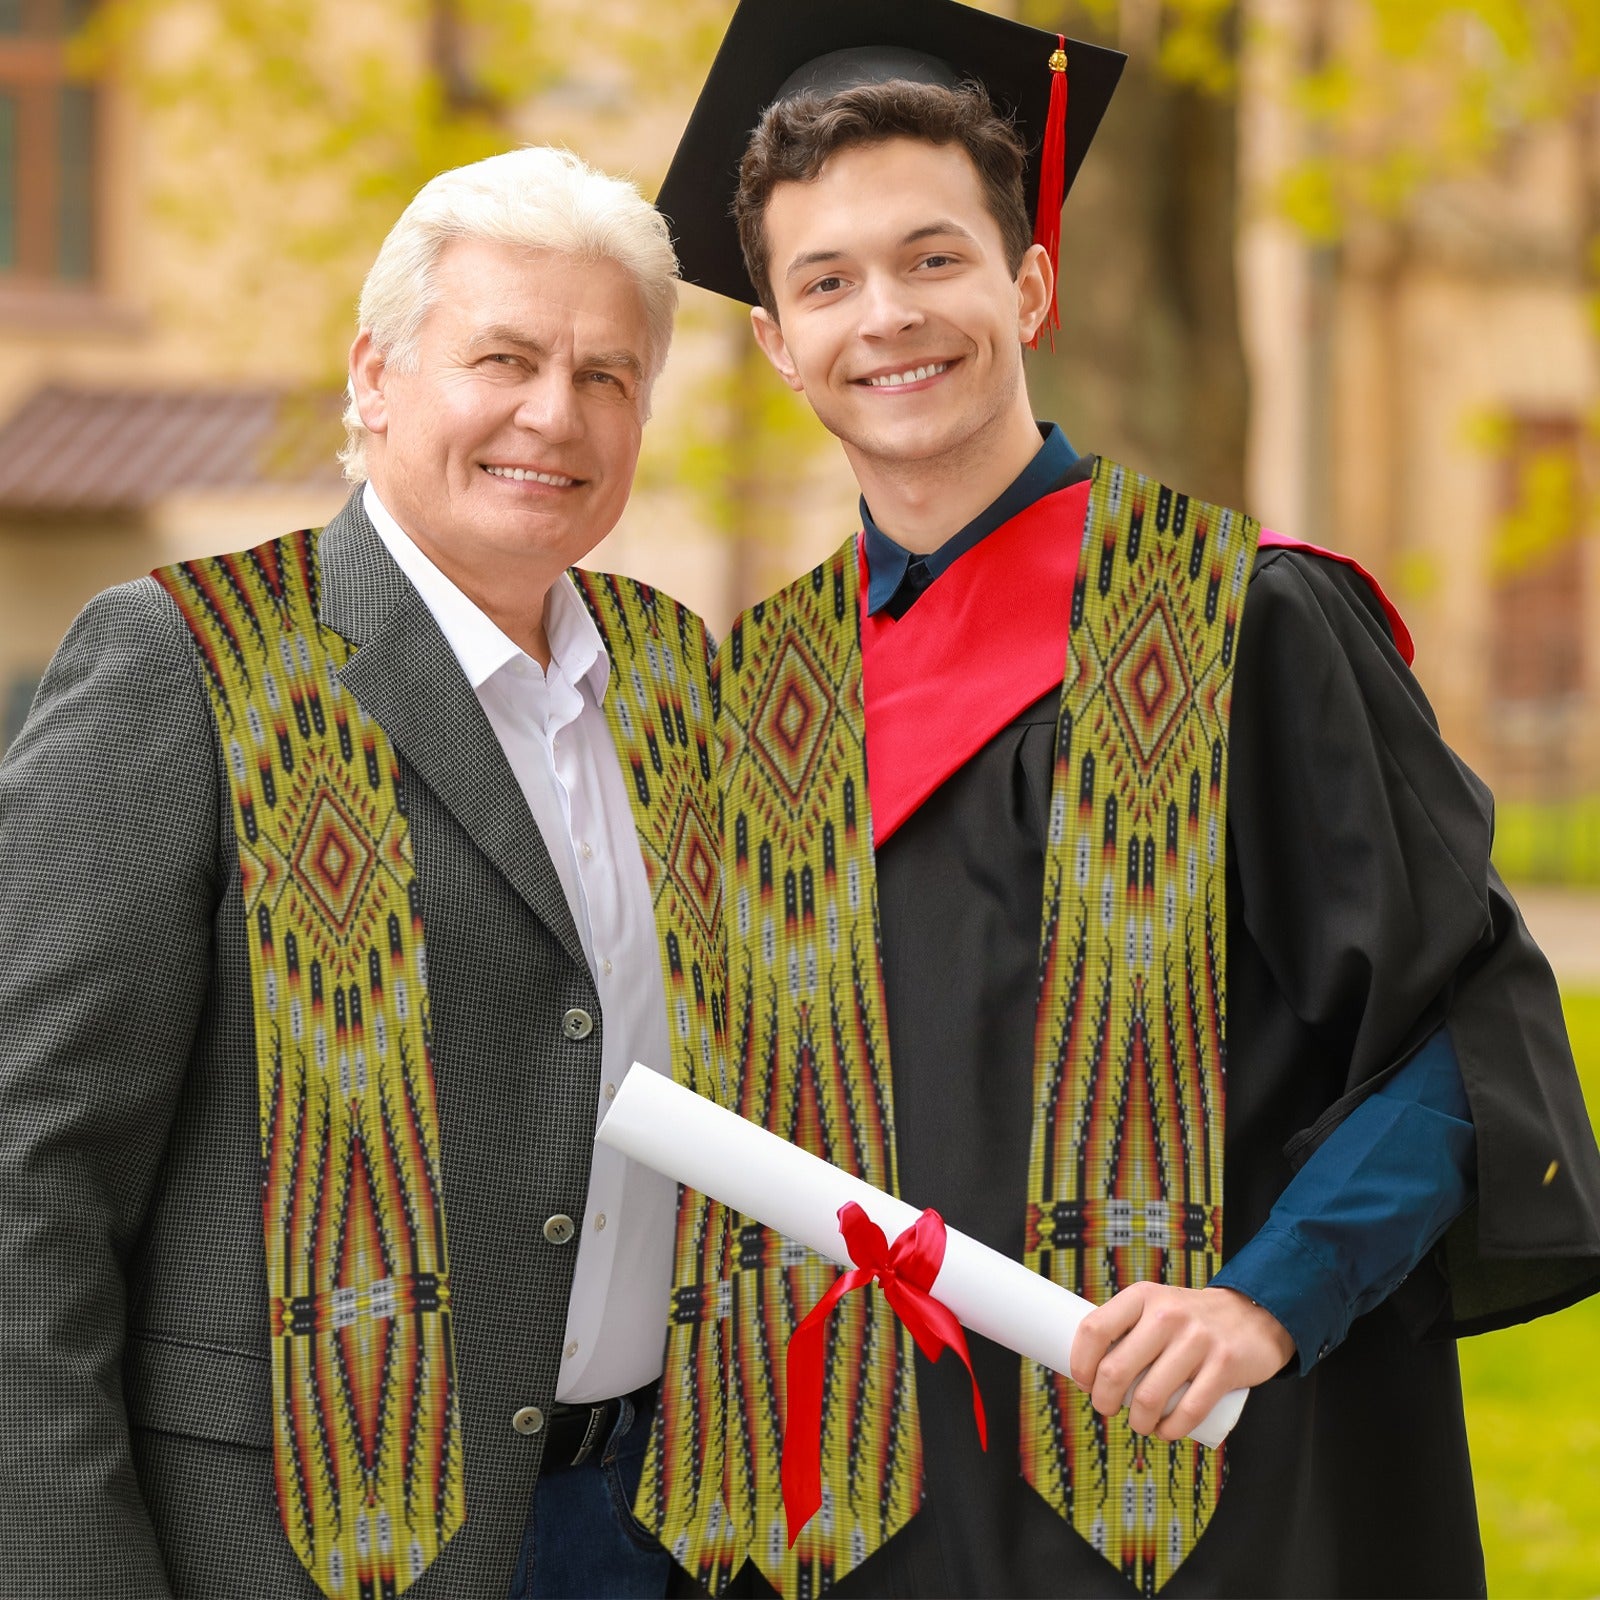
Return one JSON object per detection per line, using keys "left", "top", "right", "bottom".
{"left": 861, "top": 422, "right": 1478, "bottom": 1370}
{"left": 863, "top": 423, "right": 1083, "bottom": 617}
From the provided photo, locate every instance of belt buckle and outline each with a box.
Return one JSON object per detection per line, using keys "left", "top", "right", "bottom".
{"left": 568, "top": 1401, "right": 609, "bottom": 1468}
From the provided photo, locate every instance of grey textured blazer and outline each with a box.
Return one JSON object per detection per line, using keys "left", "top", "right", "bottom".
{"left": 0, "top": 494, "right": 657, "bottom": 1597}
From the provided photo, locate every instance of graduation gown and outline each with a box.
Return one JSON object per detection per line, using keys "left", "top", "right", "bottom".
{"left": 773, "top": 539, "right": 1600, "bottom": 1599}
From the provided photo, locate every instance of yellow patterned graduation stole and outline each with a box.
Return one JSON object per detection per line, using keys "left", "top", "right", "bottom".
{"left": 155, "top": 532, "right": 462, "bottom": 1598}
{"left": 569, "top": 571, "right": 748, "bottom": 1593}
{"left": 718, "top": 557, "right": 918, "bottom": 1596}
{"left": 1023, "top": 460, "right": 1255, "bottom": 1594}
{"left": 711, "top": 461, "right": 1254, "bottom": 1596}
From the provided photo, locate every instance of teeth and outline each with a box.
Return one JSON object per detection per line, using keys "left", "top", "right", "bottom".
{"left": 484, "top": 465, "right": 577, "bottom": 486}
{"left": 865, "top": 363, "right": 948, "bottom": 388}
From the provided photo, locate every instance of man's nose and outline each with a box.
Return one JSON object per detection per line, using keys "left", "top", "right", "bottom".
{"left": 514, "top": 371, "right": 583, "bottom": 441}
{"left": 856, "top": 273, "right": 924, "bottom": 340}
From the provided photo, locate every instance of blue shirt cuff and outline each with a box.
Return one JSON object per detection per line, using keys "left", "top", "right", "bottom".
{"left": 1215, "top": 1026, "right": 1476, "bottom": 1373}
{"left": 1213, "top": 1226, "right": 1348, "bottom": 1374}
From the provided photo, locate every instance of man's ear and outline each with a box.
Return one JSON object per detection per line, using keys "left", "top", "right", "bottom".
{"left": 751, "top": 305, "right": 804, "bottom": 393}
{"left": 349, "top": 330, "right": 390, "bottom": 436}
{"left": 1015, "top": 243, "right": 1054, "bottom": 346}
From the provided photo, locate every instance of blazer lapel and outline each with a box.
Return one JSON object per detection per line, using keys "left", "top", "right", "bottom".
{"left": 315, "top": 492, "right": 589, "bottom": 973}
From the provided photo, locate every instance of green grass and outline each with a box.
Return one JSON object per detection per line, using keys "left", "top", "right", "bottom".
{"left": 1460, "top": 990, "right": 1600, "bottom": 1597}
{"left": 1492, "top": 799, "right": 1600, "bottom": 887}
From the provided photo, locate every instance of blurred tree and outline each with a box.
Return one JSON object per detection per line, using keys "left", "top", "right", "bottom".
{"left": 1012, "top": 0, "right": 1600, "bottom": 537}
{"left": 1014, "top": 0, "right": 1250, "bottom": 509}
{"left": 74, "top": 0, "right": 720, "bottom": 356}
{"left": 72, "top": 0, "right": 1600, "bottom": 594}
{"left": 1270, "top": 1, "right": 1600, "bottom": 247}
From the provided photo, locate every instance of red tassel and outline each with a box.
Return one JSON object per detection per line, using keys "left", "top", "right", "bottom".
{"left": 1029, "top": 37, "right": 1069, "bottom": 352}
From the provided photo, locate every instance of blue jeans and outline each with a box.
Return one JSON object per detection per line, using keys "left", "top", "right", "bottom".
{"left": 508, "top": 1387, "right": 672, "bottom": 1599}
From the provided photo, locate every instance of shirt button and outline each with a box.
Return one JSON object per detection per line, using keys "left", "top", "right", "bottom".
{"left": 511, "top": 1405, "right": 545, "bottom": 1435}
{"left": 601, "top": 959, "right": 613, "bottom": 976}
{"left": 561, "top": 1007, "right": 593, "bottom": 1040}
{"left": 594, "top": 1213, "right": 607, "bottom": 1232}
{"left": 564, "top": 1340, "right": 579, "bottom": 1360}
{"left": 603, "top": 1083, "right": 617, "bottom": 1102}
{"left": 544, "top": 1214, "right": 576, "bottom": 1246}
{"left": 580, "top": 841, "right": 594, "bottom": 860}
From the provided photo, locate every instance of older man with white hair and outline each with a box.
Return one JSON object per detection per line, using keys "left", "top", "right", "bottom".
{"left": 0, "top": 146, "right": 720, "bottom": 1600}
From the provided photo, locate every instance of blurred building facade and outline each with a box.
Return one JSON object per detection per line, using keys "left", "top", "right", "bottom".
{"left": 0, "top": 0, "right": 348, "bottom": 744}
{"left": 4, "top": 0, "right": 1598, "bottom": 877}
{"left": 0, "top": 0, "right": 851, "bottom": 749}
{"left": 1239, "top": 0, "right": 1600, "bottom": 875}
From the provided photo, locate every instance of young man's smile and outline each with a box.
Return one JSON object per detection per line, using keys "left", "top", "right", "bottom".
{"left": 853, "top": 358, "right": 957, "bottom": 391}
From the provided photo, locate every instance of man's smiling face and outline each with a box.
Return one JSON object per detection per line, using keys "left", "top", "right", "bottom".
{"left": 354, "top": 236, "right": 651, "bottom": 590}
{"left": 751, "top": 136, "right": 1044, "bottom": 475}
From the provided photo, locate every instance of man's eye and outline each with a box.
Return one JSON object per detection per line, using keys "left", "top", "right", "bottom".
{"left": 918, "top": 254, "right": 956, "bottom": 270}
{"left": 810, "top": 275, "right": 844, "bottom": 295}
{"left": 585, "top": 371, "right": 624, "bottom": 388}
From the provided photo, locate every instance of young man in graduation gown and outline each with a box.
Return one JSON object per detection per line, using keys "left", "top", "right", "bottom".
{"left": 634, "top": 3, "right": 1600, "bottom": 1597}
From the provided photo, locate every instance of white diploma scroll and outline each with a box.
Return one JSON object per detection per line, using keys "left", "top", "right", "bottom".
{"left": 598, "top": 1063, "right": 1245, "bottom": 1448}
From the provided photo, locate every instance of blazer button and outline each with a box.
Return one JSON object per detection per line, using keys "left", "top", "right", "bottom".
{"left": 544, "top": 1214, "right": 576, "bottom": 1246}
{"left": 561, "top": 1007, "right": 594, "bottom": 1041}
{"left": 511, "top": 1405, "right": 545, "bottom": 1436}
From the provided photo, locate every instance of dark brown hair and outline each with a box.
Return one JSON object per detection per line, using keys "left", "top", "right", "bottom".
{"left": 735, "top": 79, "right": 1032, "bottom": 315}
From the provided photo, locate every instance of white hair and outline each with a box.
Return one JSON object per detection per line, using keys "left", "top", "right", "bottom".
{"left": 340, "top": 145, "right": 679, "bottom": 482}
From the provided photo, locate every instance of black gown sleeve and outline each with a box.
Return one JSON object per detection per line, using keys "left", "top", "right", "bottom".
{"left": 1227, "top": 547, "right": 1600, "bottom": 1336}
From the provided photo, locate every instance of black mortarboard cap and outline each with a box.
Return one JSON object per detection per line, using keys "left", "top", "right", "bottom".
{"left": 658, "top": 0, "right": 1127, "bottom": 309}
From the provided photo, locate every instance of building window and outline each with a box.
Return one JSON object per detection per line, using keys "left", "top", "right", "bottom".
{"left": 1489, "top": 416, "right": 1588, "bottom": 706}
{"left": 1486, "top": 413, "right": 1594, "bottom": 815}
{"left": 0, "top": 0, "right": 97, "bottom": 284}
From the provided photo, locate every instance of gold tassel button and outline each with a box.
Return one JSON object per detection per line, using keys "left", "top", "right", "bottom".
{"left": 1049, "top": 47, "right": 1068, "bottom": 72}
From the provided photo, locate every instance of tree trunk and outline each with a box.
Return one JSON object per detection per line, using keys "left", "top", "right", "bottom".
{"left": 1027, "top": 9, "right": 1250, "bottom": 510}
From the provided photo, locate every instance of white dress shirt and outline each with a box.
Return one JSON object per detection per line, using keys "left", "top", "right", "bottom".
{"left": 364, "top": 483, "right": 676, "bottom": 1403}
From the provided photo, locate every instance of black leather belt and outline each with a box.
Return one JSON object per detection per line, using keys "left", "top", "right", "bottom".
{"left": 543, "top": 1379, "right": 659, "bottom": 1469}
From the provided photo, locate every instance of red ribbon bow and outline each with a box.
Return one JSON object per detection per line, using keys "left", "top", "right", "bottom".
{"left": 782, "top": 1202, "right": 988, "bottom": 1545}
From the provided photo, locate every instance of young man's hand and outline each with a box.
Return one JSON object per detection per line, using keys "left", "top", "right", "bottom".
{"left": 1069, "top": 1284, "right": 1296, "bottom": 1442}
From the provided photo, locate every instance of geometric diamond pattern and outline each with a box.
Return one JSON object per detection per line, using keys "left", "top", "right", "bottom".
{"left": 668, "top": 789, "right": 722, "bottom": 951}
{"left": 1106, "top": 588, "right": 1191, "bottom": 775}
{"left": 291, "top": 785, "right": 377, "bottom": 937}
{"left": 747, "top": 632, "right": 835, "bottom": 810}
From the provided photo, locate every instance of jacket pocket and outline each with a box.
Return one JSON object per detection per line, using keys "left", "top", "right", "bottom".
{"left": 124, "top": 1330, "right": 274, "bottom": 1450}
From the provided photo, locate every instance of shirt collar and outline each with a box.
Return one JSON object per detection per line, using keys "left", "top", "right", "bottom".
{"left": 362, "top": 481, "right": 609, "bottom": 701}
{"left": 862, "top": 422, "right": 1078, "bottom": 616}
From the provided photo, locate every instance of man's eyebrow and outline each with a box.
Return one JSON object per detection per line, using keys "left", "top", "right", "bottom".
{"left": 582, "top": 349, "right": 647, "bottom": 379}
{"left": 467, "top": 327, "right": 644, "bottom": 378}
{"left": 469, "top": 326, "right": 550, "bottom": 354}
{"left": 784, "top": 247, "right": 848, "bottom": 281}
{"left": 783, "top": 220, "right": 981, "bottom": 281}
{"left": 901, "top": 219, "right": 979, "bottom": 248}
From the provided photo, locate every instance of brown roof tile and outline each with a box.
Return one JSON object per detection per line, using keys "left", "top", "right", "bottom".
{"left": 0, "top": 386, "right": 347, "bottom": 512}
